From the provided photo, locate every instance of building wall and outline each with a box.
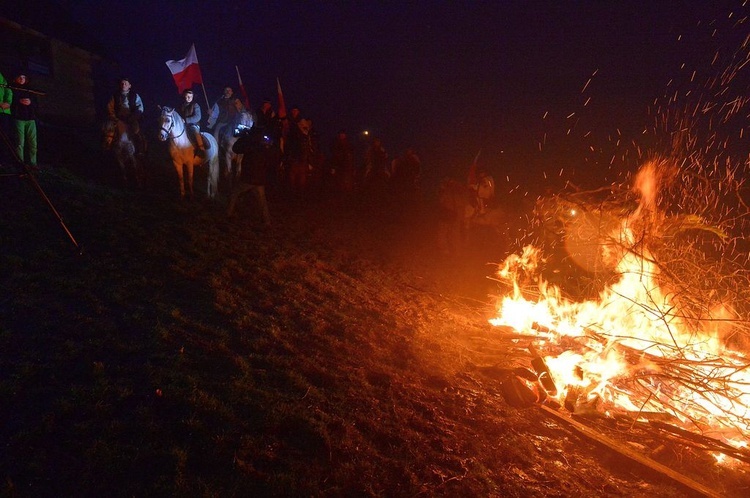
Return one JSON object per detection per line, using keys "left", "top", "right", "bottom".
{"left": 0, "top": 17, "right": 101, "bottom": 128}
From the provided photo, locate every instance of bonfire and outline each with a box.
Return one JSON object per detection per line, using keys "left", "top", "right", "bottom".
{"left": 490, "top": 18, "right": 750, "bottom": 469}
{"left": 492, "top": 150, "right": 750, "bottom": 468}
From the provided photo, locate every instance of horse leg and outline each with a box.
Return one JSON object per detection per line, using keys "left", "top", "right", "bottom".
{"left": 173, "top": 159, "right": 185, "bottom": 198}
{"left": 208, "top": 154, "right": 220, "bottom": 199}
{"left": 222, "top": 149, "right": 233, "bottom": 192}
{"left": 186, "top": 163, "right": 195, "bottom": 200}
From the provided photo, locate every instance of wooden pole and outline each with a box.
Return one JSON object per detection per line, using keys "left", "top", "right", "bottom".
{"left": 200, "top": 81, "right": 211, "bottom": 118}
{"left": 538, "top": 404, "right": 723, "bottom": 498}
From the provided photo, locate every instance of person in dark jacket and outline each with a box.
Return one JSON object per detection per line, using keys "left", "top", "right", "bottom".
{"left": 206, "top": 86, "right": 242, "bottom": 142}
{"left": 106, "top": 77, "right": 146, "bottom": 155}
{"left": 329, "top": 129, "right": 355, "bottom": 193}
{"left": 10, "top": 72, "right": 38, "bottom": 167}
{"left": 226, "top": 127, "right": 273, "bottom": 227}
{"left": 254, "top": 100, "right": 283, "bottom": 188}
{"left": 177, "top": 89, "right": 206, "bottom": 157}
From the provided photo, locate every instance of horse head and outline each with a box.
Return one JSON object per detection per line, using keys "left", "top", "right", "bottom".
{"left": 158, "top": 106, "right": 180, "bottom": 142}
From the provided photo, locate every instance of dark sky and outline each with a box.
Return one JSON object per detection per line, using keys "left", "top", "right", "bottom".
{"left": 54, "top": 0, "right": 749, "bottom": 193}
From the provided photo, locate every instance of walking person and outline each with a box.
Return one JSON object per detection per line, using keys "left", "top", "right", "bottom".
{"left": 226, "top": 127, "right": 274, "bottom": 228}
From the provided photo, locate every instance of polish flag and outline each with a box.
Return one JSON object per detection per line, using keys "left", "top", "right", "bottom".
{"left": 276, "top": 77, "right": 287, "bottom": 119}
{"left": 166, "top": 44, "right": 203, "bottom": 93}
{"left": 277, "top": 77, "right": 289, "bottom": 142}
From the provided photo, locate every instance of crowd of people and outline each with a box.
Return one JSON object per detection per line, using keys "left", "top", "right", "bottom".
{"left": 194, "top": 82, "right": 423, "bottom": 200}
{"left": 3, "top": 69, "right": 436, "bottom": 230}
{"left": 97, "top": 75, "right": 426, "bottom": 226}
{"left": 3, "top": 68, "right": 499, "bottom": 257}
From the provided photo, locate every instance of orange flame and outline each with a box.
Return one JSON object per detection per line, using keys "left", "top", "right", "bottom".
{"left": 491, "top": 160, "right": 750, "bottom": 454}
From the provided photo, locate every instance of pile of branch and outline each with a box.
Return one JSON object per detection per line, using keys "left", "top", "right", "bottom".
{"left": 519, "top": 159, "right": 750, "bottom": 436}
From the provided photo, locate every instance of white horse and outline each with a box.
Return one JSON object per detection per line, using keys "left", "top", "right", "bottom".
{"left": 157, "top": 106, "right": 220, "bottom": 199}
{"left": 219, "top": 110, "right": 254, "bottom": 188}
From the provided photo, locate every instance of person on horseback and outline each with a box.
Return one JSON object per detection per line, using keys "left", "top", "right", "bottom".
{"left": 177, "top": 89, "right": 206, "bottom": 159}
{"left": 106, "top": 77, "right": 145, "bottom": 156}
{"left": 206, "top": 86, "right": 241, "bottom": 143}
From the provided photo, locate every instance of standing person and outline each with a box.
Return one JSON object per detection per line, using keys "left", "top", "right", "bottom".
{"left": 226, "top": 127, "right": 273, "bottom": 227}
{"left": 255, "top": 100, "right": 277, "bottom": 130}
{"left": 364, "top": 137, "right": 389, "bottom": 188}
{"left": 391, "top": 147, "right": 421, "bottom": 194}
{"left": 106, "top": 77, "right": 145, "bottom": 155}
{"left": 10, "top": 71, "right": 38, "bottom": 168}
{"left": 254, "top": 99, "right": 283, "bottom": 188}
{"left": 206, "top": 86, "right": 241, "bottom": 142}
{"left": 176, "top": 89, "right": 206, "bottom": 158}
{"left": 0, "top": 70, "right": 12, "bottom": 164}
{"left": 329, "top": 130, "right": 355, "bottom": 193}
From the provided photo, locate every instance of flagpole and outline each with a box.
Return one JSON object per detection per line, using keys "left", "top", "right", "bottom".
{"left": 200, "top": 81, "right": 211, "bottom": 115}
{"left": 191, "top": 43, "right": 211, "bottom": 113}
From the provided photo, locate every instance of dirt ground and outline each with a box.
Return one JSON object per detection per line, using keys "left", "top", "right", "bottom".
{"left": 1, "top": 161, "right": 748, "bottom": 496}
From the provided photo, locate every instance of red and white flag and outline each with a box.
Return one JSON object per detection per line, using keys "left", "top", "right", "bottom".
{"left": 276, "top": 77, "right": 287, "bottom": 119}
{"left": 236, "top": 66, "right": 250, "bottom": 110}
{"left": 165, "top": 44, "right": 203, "bottom": 93}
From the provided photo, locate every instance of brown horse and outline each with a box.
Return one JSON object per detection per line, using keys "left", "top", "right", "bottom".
{"left": 102, "top": 118, "right": 145, "bottom": 187}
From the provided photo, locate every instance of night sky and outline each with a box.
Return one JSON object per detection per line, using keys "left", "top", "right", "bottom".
{"left": 54, "top": 1, "right": 749, "bottom": 193}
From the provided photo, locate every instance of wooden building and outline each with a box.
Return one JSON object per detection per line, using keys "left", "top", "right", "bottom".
{"left": 0, "top": 10, "right": 113, "bottom": 129}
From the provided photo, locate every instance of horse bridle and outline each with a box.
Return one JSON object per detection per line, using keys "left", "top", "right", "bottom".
{"left": 161, "top": 110, "right": 186, "bottom": 140}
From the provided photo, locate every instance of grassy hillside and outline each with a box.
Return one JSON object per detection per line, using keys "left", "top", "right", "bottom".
{"left": 0, "top": 163, "right": 739, "bottom": 496}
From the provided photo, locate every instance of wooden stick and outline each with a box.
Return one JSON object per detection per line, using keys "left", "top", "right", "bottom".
{"left": 539, "top": 404, "right": 723, "bottom": 498}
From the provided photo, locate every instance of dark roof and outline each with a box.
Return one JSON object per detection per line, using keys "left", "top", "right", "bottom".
{"left": 4, "top": 0, "right": 108, "bottom": 57}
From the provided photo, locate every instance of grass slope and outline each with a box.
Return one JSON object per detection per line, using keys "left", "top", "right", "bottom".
{"left": 0, "top": 165, "right": 739, "bottom": 497}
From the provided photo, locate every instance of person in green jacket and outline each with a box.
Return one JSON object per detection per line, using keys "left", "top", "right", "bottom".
{"left": 0, "top": 70, "right": 12, "bottom": 164}
{"left": 10, "top": 71, "right": 38, "bottom": 168}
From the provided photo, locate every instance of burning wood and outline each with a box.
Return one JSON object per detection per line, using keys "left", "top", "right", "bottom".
{"left": 491, "top": 158, "right": 750, "bottom": 467}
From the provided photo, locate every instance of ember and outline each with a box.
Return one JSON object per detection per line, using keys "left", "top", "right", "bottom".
{"left": 490, "top": 16, "right": 750, "bottom": 464}
{"left": 491, "top": 158, "right": 750, "bottom": 462}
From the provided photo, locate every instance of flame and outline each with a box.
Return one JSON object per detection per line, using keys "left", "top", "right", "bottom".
{"left": 490, "top": 161, "right": 750, "bottom": 453}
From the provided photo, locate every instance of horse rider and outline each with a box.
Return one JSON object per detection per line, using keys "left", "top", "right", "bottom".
{"left": 177, "top": 89, "right": 206, "bottom": 158}
{"left": 206, "top": 86, "right": 241, "bottom": 143}
{"left": 106, "top": 77, "right": 146, "bottom": 155}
